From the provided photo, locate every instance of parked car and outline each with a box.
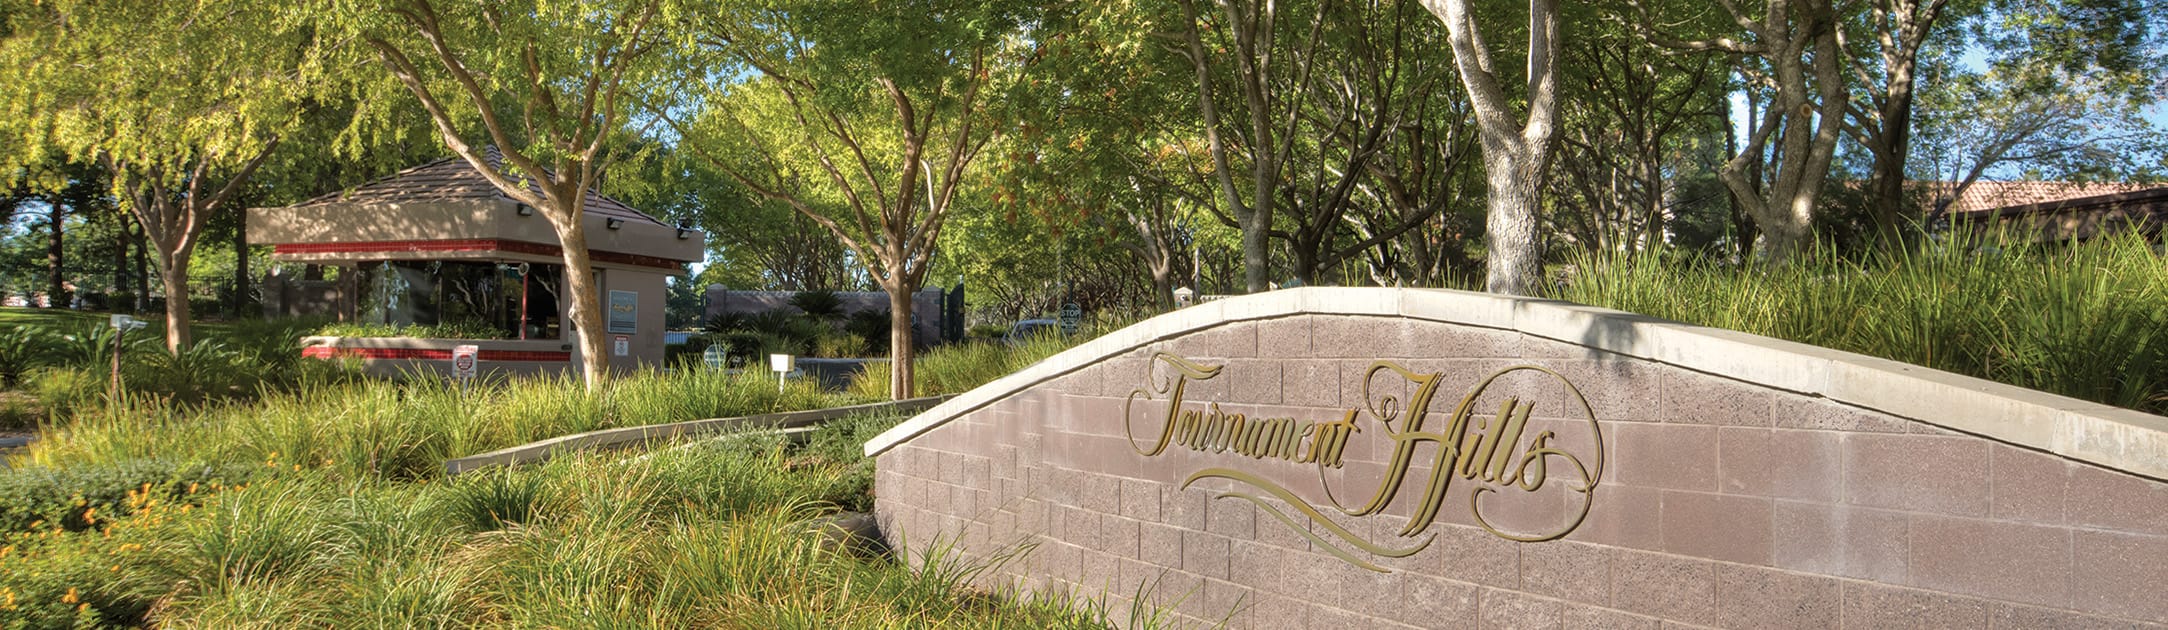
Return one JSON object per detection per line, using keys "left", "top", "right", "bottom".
{"left": 1004, "top": 319, "right": 1062, "bottom": 345}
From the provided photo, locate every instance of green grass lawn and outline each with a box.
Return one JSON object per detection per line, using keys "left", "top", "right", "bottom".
{"left": 0, "top": 307, "right": 107, "bottom": 329}
{"left": 0, "top": 307, "right": 247, "bottom": 340}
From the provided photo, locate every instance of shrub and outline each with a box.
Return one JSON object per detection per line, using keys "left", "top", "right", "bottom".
{"left": 316, "top": 320, "right": 505, "bottom": 340}
{"left": 812, "top": 333, "right": 867, "bottom": 358}
{"left": 788, "top": 290, "right": 845, "bottom": 320}
{"left": 844, "top": 308, "right": 892, "bottom": 354}
{"left": 0, "top": 325, "right": 52, "bottom": 387}
{"left": 0, "top": 459, "right": 255, "bottom": 533}
{"left": 42, "top": 323, "right": 154, "bottom": 371}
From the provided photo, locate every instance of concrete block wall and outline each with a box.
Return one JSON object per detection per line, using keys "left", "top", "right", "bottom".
{"left": 870, "top": 289, "right": 2168, "bottom": 628}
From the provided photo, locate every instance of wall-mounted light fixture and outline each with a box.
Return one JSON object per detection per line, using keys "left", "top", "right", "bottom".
{"left": 605, "top": 218, "right": 624, "bottom": 230}
{"left": 515, "top": 203, "right": 534, "bottom": 217}
{"left": 675, "top": 222, "right": 694, "bottom": 240}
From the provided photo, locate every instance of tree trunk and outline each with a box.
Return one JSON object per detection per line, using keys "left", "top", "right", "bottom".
{"left": 1422, "top": 0, "right": 1560, "bottom": 296}
{"left": 155, "top": 247, "right": 193, "bottom": 354}
{"left": 131, "top": 222, "right": 150, "bottom": 313}
{"left": 46, "top": 195, "right": 66, "bottom": 308}
{"left": 886, "top": 284, "right": 915, "bottom": 400}
{"left": 112, "top": 216, "right": 129, "bottom": 306}
{"left": 1865, "top": 65, "right": 1920, "bottom": 249}
{"left": 1483, "top": 155, "right": 1545, "bottom": 295}
{"left": 555, "top": 223, "right": 609, "bottom": 391}
{"left": 232, "top": 212, "right": 250, "bottom": 316}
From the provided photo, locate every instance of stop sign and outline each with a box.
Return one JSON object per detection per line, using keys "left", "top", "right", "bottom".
{"left": 452, "top": 345, "right": 479, "bottom": 380}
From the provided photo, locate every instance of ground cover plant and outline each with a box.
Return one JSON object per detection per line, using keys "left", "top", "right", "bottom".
{"left": 0, "top": 333, "right": 1179, "bottom": 628}
{"left": 0, "top": 311, "right": 346, "bottom": 422}
{"left": 0, "top": 414, "right": 1164, "bottom": 628}
{"left": 847, "top": 327, "right": 1085, "bottom": 399}
{"left": 1556, "top": 233, "right": 2168, "bottom": 414}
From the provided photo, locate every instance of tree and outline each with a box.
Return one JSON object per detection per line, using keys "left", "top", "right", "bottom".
{"left": 1913, "top": 69, "right": 2165, "bottom": 215}
{"left": 1631, "top": 0, "right": 1850, "bottom": 262}
{"left": 614, "top": 147, "right": 861, "bottom": 291}
{"left": 350, "top": 0, "right": 672, "bottom": 391}
{"left": 1842, "top": 0, "right": 1966, "bottom": 246}
{"left": 1, "top": 0, "right": 322, "bottom": 353}
{"left": 666, "top": 0, "right": 1033, "bottom": 399}
{"left": 1549, "top": 16, "right": 1725, "bottom": 254}
{"left": 1417, "top": 0, "right": 1563, "bottom": 295}
{"left": 1167, "top": 0, "right": 1320, "bottom": 292}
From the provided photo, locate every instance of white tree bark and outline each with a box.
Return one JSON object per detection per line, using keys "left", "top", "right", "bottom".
{"left": 1418, "top": 0, "right": 1561, "bottom": 296}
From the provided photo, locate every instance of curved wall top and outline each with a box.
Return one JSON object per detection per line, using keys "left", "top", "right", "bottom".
{"left": 869, "top": 287, "right": 2166, "bottom": 481}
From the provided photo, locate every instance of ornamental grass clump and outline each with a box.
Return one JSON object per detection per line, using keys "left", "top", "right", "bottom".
{"left": 849, "top": 329, "right": 1080, "bottom": 399}
{"left": 19, "top": 366, "right": 863, "bottom": 482}
{"left": 1557, "top": 231, "right": 2168, "bottom": 414}
{"left": 2, "top": 404, "right": 1180, "bottom": 628}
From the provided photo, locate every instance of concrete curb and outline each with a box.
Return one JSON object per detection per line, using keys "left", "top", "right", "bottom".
{"left": 447, "top": 395, "right": 950, "bottom": 475}
{"left": 865, "top": 287, "right": 2168, "bottom": 482}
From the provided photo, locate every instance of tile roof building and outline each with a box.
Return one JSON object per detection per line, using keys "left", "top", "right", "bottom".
{"left": 248, "top": 151, "right": 705, "bottom": 376}
{"left": 1938, "top": 181, "right": 2168, "bottom": 242}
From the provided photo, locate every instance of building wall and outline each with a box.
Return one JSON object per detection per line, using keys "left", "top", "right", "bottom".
{"left": 868, "top": 288, "right": 2168, "bottom": 629}
{"left": 586, "top": 265, "right": 670, "bottom": 369}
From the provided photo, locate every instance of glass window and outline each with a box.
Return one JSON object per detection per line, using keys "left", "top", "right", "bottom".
{"left": 355, "top": 260, "right": 563, "bottom": 340}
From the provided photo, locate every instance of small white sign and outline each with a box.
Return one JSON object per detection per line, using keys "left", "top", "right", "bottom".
{"left": 769, "top": 353, "right": 795, "bottom": 373}
{"left": 451, "top": 345, "right": 479, "bottom": 380}
{"left": 613, "top": 335, "right": 630, "bottom": 357}
{"left": 109, "top": 314, "right": 147, "bottom": 331}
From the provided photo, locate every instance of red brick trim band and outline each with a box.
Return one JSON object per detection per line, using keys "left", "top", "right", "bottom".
{"left": 302, "top": 346, "right": 572, "bottom": 362}
{"left": 272, "top": 238, "right": 689, "bottom": 270}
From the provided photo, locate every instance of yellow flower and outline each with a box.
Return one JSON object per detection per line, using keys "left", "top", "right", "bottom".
{"left": 62, "top": 587, "right": 78, "bottom": 604}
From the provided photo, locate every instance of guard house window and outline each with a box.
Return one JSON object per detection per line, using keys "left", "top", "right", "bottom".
{"left": 355, "top": 261, "right": 563, "bottom": 340}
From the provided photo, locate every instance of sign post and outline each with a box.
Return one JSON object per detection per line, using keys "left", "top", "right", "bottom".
{"left": 1058, "top": 302, "right": 1083, "bottom": 336}
{"left": 769, "top": 353, "right": 795, "bottom": 393}
{"left": 702, "top": 344, "right": 728, "bottom": 370}
{"left": 107, "top": 314, "right": 146, "bottom": 406}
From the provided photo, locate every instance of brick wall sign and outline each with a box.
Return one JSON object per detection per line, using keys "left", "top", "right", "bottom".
{"left": 867, "top": 288, "right": 2168, "bottom": 628}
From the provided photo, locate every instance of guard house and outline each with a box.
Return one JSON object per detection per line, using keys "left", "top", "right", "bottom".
{"left": 248, "top": 152, "right": 704, "bottom": 376}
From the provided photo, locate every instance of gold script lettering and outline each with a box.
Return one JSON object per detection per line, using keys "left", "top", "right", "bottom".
{"left": 1123, "top": 352, "right": 1605, "bottom": 572}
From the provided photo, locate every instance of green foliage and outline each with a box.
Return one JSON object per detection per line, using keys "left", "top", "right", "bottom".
{"left": 21, "top": 368, "right": 856, "bottom": 481}
{"left": 844, "top": 308, "right": 894, "bottom": 354}
{"left": 788, "top": 290, "right": 845, "bottom": 319}
{"left": 2, "top": 319, "right": 351, "bottom": 418}
{"left": 441, "top": 468, "right": 550, "bottom": 532}
{"left": 0, "top": 405, "right": 1166, "bottom": 628}
{"left": 316, "top": 320, "right": 507, "bottom": 340}
{"left": 0, "top": 459, "right": 255, "bottom": 534}
{"left": 0, "top": 326, "right": 49, "bottom": 387}
{"left": 848, "top": 333, "right": 1076, "bottom": 399}
{"left": 1557, "top": 233, "right": 2168, "bottom": 414}
{"left": 708, "top": 307, "right": 885, "bottom": 359}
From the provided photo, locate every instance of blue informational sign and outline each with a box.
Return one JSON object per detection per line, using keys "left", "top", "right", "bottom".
{"left": 608, "top": 290, "right": 638, "bottom": 334}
